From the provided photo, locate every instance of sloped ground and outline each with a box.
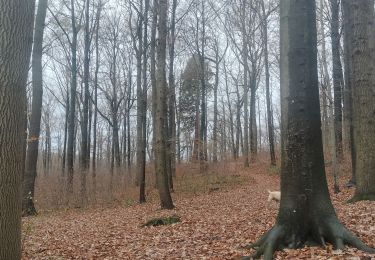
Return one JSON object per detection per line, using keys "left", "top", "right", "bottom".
{"left": 22, "top": 161, "right": 375, "bottom": 259}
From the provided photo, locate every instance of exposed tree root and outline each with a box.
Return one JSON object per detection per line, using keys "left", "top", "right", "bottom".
{"left": 239, "top": 218, "right": 375, "bottom": 260}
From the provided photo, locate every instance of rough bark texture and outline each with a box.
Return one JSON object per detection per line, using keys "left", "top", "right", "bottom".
{"left": 154, "top": 0, "right": 174, "bottom": 209}
{"left": 240, "top": 1, "right": 374, "bottom": 259}
{"left": 23, "top": 0, "right": 48, "bottom": 217}
{"left": 0, "top": 0, "right": 35, "bottom": 258}
{"left": 347, "top": 0, "right": 375, "bottom": 201}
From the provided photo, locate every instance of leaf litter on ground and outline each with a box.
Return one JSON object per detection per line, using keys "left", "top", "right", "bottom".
{"left": 22, "top": 160, "right": 375, "bottom": 259}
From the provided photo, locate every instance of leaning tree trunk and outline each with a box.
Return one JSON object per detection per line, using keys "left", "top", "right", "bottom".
{"left": 0, "top": 0, "right": 35, "bottom": 258}
{"left": 23, "top": 0, "right": 48, "bottom": 217}
{"left": 154, "top": 0, "right": 174, "bottom": 209}
{"left": 240, "top": 1, "right": 375, "bottom": 259}
{"left": 347, "top": 0, "right": 375, "bottom": 202}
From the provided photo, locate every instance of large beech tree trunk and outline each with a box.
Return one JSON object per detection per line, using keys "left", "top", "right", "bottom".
{"left": 241, "top": 1, "right": 374, "bottom": 259}
{"left": 346, "top": 0, "right": 375, "bottom": 202}
{"left": 23, "top": 0, "right": 48, "bottom": 217}
{"left": 0, "top": 0, "right": 35, "bottom": 258}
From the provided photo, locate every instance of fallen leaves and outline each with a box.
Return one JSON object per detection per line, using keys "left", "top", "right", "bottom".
{"left": 22, "top": 161, "right": 375, "bottom": 259}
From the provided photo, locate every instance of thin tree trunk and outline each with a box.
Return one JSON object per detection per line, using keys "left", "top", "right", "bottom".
{"left": 136, "top": 1, "right": 145, "bottom": 189}
{"left": 342, "top": 0, "right": 356, "bottom": 187}
{"left": 23, "top": 0, "right": 47, "bottom": 214}
{"left": 140, "top": 0, "right": 149, "bottom": 203}
{"left": 330, "top": 0, "right": 344, "bottom": 161}
{"left": 66, "top": 0, "right": 78, "bottom": 196}
{"left": 261, "top": 0, "right": 276, "bottom": 165}
{"left": 168, "top": 0, "right": 177, "bottom": 178}
{"left": 242, "top": 0, "right": 249, "bottom": 167}
{"left": 80, "top": 0, "right": 90, "bottom": 206}
{"left": 92, "top": 1, "right": 102, "bottom": 198}
{"left": 249, "top": 76, "right": 257, "bottom": 162}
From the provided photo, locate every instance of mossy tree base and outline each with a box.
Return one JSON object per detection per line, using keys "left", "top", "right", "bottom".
{"left": 142, "top": 215, "right": 180, "bottom": 227}
{"left": 239, "top": 217, "right": 375, "bottom": 260}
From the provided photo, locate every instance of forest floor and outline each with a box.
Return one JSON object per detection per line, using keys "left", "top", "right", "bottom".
{"left": 22, "top": 158, "right": 375, "bottom": 259}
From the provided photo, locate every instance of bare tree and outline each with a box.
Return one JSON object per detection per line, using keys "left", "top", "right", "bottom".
{"left": 154, "top": 0, "right": 174, "bottom": 209}
{"left": 23, "top": 0, "right": 49, "bottom": 216}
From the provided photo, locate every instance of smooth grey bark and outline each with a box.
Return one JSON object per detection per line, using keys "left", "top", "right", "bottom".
{"left": 346, "top": 0, "right": 375, "bottom": 202}
{"left": 241, "top": 1, "right": 374, "bottom": 259}
{"left": 154, "top": 0, "right": 174, "bottom": 209}
{"left": 0, "top": 0, "right": 35, "bottom": 258}
{"left": 22, "top": 0, "right": 48, "bottom": 217}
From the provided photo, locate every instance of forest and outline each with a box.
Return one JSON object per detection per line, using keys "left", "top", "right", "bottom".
{"left": 0, "top": 0, "right": 374, "bottom": 259}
